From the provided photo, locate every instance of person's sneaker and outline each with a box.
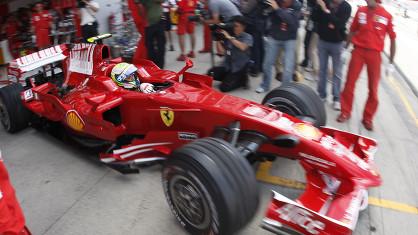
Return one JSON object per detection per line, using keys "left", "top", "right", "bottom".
{"left": 187, "top": 51, "right": 195, "bottom": 58}
{"left": 300, "top": 60, "right": 308, "bottom": 67}
{"left": 176, "top": 54, "right": 187, "bottom": 61}
{"left": 169, "top": 45, "right": 175, "bottom": 51}
{"left": 336, "top": 113, "right": 350, "bottom": 123}
{"left": 305, "top": 65, "right": 314, "bottom": 72}
{"left": 198, "top": 49, "right": 211, "bottom": 53}
{"left": 333, "top": 101, "right": 341, "bottom": 111}
{"left": 255, "top": 87, "right": 266, "bottom": 93}
{"left": 320, "top": 97, "right": 327, "bottom": 103}
{"left": 362, "top": 119, "right": 374, "bottom": 131}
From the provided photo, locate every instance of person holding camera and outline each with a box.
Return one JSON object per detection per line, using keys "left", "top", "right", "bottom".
{"left": 79, "top": 0, "right": 100, "bottom": 42}
{"left": 256, "top": 0, "right": 301, "bottom": 93}
{"left": 207, "top": 16, "right": 253, "bottom": 92}
{"left": 176, "top": 0, "right": 198, "bottom": 61}
{"left": 311, "top": 0, "right": 351, "bottom": 110}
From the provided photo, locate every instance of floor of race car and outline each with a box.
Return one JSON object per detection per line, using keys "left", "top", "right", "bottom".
{"left": 1, "top": 27, "right": 418, "bottom": 235}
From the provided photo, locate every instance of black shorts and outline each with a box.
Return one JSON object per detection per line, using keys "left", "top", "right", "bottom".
{"left": 163, "top": 12, "right": 172, "bottom": 31}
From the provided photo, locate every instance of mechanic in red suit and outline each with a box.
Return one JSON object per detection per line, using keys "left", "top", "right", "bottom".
{"left": 337, "top": 0, "right": 396, "bottom": 131}
{"left": 128, "top": 0, "right": 148, "bottom": 63}
{"left": 31, "top": 3, "right": 53, "bottom": 50}
{"left": 0, "top": 151, "right": 31, "bottom": 235}
{"left": 3, "top": 14, "right": 20, "bottom": 58}
{"left": 176, "top": 0, "right": 197, "bottom": 61}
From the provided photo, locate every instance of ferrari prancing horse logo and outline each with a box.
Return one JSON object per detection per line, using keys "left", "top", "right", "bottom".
{"left": 160, "top": 109, "right": 174, "bottom": 127}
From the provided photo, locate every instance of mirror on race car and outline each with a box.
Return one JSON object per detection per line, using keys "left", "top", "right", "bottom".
{"left": 87, "top": 33, "right": 113, "bottom": 44}
{"left": 177, "top": 58, "right": 194, "bottom": 82}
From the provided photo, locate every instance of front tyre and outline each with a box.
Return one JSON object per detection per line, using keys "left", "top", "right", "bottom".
{"left": 162, "top": 138, "right": 259, "bottom": 235}
{"left": 262, "top": 83, "right": 326, "bottom": 127}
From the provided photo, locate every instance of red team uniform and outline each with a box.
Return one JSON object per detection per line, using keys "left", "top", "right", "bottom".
{"left": 176, "top": 0, "right": 197, "bottom": 35}
{"left": 31, "top": 10, "right": 52, "bottom": 49}
{"left": 0, "top": 152, "right": 30, "bottom": 235}
{"left": 340, "top": 5, "right": 396, "bottom": 124}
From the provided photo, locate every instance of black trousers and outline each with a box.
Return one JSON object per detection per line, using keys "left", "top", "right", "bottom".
{"left": 145, "top": 21, "right": 166, "bottom": 68}
{"left": 208, "top": 66, "right": 248, "bottom": 92}
{"left": 81, "top": 22, "right": 99, "bottom": 42}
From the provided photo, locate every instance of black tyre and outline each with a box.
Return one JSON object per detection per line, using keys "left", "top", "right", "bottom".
{"left": 0, "top": 83, "right": 31, "bottom": 133}
{"left": 262, "top": 83, "right": 326, "bottom": 127}
{"left": 162, "top": 137, "right": 259, "bottom": 235}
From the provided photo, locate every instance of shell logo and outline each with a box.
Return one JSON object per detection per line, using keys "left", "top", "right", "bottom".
{"left": 66, "top": 110, "right": 85, "bottom": 131}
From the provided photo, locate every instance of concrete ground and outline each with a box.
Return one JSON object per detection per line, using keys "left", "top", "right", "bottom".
{"left": 1, "top": 26, "right": 418, "bottom": 235}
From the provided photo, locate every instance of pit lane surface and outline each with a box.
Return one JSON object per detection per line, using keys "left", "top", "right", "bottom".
{"left": 1, "top": 28, "right": 418, "bottom": 235}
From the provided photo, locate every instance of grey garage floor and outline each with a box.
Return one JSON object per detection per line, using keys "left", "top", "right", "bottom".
{"left": 1, "top": 26, "right": 418, "bottom": 235}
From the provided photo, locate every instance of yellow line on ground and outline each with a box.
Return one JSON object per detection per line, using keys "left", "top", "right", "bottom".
{"left": 256, "top": 162, "right": 418, "bottom": 215}
{"left": 386, "top": 76, "right": 418, "bottom": 127}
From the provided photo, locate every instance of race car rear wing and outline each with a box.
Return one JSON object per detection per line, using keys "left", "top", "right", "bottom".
{"left": 8, "top": 45, "right": 68, "bottom": 79}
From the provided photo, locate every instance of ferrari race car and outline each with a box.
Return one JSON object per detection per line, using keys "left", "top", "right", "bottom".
{"left": 0, "top": 34, "right": 381, "bottom": 235}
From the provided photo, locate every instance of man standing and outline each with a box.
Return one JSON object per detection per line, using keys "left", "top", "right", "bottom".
{"left": 176, "top": 0, "right": 197, "bottom": 61}
{"left": 203, "top": 0, "right": 241, "bottom": 24}
{"left": 337, "top": 0, "right": 396, "bottom": 131}
{"left": 256, "top": 0, "right": 301, "bottom": 93}
{"left": 312, "top": 0, "right": 351, "bottom": 110}
{"left": 141, "top": 0, "right": 166, "bottom": 68}
{"left": 79, "top": 0, "right": 100, "bottom": 42}
{"left": 31, "top": 3, "right": 53, "bottom": 49}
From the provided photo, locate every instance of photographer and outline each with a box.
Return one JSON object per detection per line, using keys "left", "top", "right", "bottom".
{"left": 207, "top": 16, "right": 253, "bottom": 92}
{"left": 256, "top": 0, "right": 301, "bottom": 93}
{"left": 79, "top": 0, "right": 100, "bottom": 42}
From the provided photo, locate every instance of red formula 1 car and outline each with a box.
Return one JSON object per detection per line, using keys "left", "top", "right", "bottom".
{"left": 0, "top": 35, "right": 381, "bottom": 235}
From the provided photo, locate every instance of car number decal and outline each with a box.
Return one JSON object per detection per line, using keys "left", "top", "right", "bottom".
{"left": 160, "top": 108, "right": 174, "bottom": 127}
{"left": 23, "top": 89, "right": 34, "bottom": 102}
{"left": 66, "top": 110, "right": 85, "bottom": 131}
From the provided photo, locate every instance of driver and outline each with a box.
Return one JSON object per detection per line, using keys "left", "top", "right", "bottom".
{"left": 110, "top": 63, "right": 155, "bottom": 93}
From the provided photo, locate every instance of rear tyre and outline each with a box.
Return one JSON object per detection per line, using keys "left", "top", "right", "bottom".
{"left": 262, "top": 83, "right": 326, "bottom": 127}
{"left": 162, "top": 137, "right": 259, "bottom": 235}
{"left": 0, "top": 83, "right": 31, "bottom": 133}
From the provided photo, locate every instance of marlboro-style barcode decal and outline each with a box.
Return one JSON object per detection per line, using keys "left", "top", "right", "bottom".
{"left": 68, "top": 43, "right": 96, "bottom": 75}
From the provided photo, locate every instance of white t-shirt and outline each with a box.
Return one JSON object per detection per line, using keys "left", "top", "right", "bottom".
{"left": 80, "top": 1, "right": 100, "bottom": 26}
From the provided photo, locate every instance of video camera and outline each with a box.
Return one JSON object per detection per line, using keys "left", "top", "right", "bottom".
{"left": 209, "top": 22, "right": 234, "bottom": 41}
{"left": 77, "top": 0, "right": 86, "bottom": 8}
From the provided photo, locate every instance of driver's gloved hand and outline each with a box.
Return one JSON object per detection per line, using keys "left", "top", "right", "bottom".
{"left": 140, "top": 83, "right": 155, "bottom": 93}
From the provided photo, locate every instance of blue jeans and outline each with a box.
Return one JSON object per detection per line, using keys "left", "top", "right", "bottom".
{"left": 317, "top": 40, "right": 343, "bottom": 101}
{"left": 261, "top": 37, "right": 296, "bottom": 90}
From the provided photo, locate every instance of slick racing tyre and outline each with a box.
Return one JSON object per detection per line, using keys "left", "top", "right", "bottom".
{"left": 162, "top": 137, "right": 259, "bottom": 235}
{"left": 0, "top": 83, "right": 31, "bottom": 133}
{"left": 262, "top": 83, "right": 326, "bottom": 127}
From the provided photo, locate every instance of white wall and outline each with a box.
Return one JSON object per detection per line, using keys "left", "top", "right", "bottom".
{"left": 95, "top": 0, "right": 122, "bottom": 34}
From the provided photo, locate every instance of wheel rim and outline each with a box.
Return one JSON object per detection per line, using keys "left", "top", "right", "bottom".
{"left": 266, "top": 97, "right": 316, "bottom": 123}
{"left": 0, "top": 98, "right": 11, "bottom": 130}
{"left": 169, "top": 175, "right": 211, "bottom": 229}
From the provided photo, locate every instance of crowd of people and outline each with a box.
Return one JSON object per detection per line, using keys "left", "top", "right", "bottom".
{"left": 145, "top": 0, "right": 396, "bottom": 131}
{"left": 0, "top": 0, "right": 397, "bottom": 132}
